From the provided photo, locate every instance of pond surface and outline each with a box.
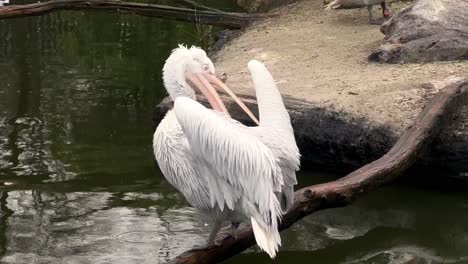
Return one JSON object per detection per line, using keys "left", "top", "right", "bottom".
{"left": 1, "top": 1, "right": 468, "bottom": 263}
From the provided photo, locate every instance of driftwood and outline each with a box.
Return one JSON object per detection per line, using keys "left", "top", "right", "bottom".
{"left": 0, "top": 0, "right": 264, "bottom": 29}
{"left": 167, "top": 81, "right": 468, "bottom": 263}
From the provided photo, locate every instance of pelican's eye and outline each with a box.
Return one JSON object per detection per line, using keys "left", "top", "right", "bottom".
{"left": 202, "top": 64, "right": 209, "bottom": 72}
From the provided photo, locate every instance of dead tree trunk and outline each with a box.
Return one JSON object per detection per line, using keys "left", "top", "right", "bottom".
{"left": 0, "top": 0, "right": 265, "bottom": 29}
{"left": 168, "top": 80, "right": 468, "bottom": 264}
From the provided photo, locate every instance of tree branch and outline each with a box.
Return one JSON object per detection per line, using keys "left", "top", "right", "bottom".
{"left": 0, "top": 0, "right": 266, "bottom": 29}
{"left": 168, "top": 80, "right": 468, "bottom": 263}
{"left": 173, "top": 0, "right": 226, "bottom": 14}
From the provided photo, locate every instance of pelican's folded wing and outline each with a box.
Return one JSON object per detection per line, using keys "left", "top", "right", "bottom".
{"left": 173, "top": 97, "right": 283, "bottom": 215}
{"left": 247, "top": 60, "right": 300, "bottom": 211}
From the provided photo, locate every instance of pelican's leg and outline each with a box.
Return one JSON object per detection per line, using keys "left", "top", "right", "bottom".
{"left": 188, "top": 219, "right": 224, "bottom": 251}
{"left": 231, "top": 222, "right": 240, "bottom": 240}
{"left": 212, "top": 221, "right": 240, "bottom": 244}
{"left": 381, "top": 1, "right": 391, "bottom": 18}
{"left": 368, "top": 4, "right": 388, "bottom": 25}
{"left": 368, "top": 5, "right": 378, "bottom": 24}
{"left": 206, "top": 218, "right": 223, "bottom": 246}
{"left": 188, "top": 220, "right": 224, "bottom": 251}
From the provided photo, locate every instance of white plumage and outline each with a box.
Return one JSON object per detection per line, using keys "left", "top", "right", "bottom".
{"left": 153, "top": 45, "right": 300, "bottom": 258}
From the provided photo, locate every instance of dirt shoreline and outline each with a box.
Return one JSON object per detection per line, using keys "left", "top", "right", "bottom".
{"left": 154, "top": 0, "right": 468, "bottom": 178}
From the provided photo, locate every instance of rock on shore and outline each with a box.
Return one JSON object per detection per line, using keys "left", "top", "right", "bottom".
{"left": 369, "top": 0, "right": 468, "bottom": 63}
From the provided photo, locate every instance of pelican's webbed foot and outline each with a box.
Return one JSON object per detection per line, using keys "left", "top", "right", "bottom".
{"left": 213, "top": 222, "right": 240, "bottom": 244}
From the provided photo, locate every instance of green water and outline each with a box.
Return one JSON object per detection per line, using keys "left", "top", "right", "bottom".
{"left": 0, "top": 1, "right": 468, "bottom": 263}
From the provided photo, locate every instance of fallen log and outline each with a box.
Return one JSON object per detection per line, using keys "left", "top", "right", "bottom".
{"left": 166, "top": 81, "right": 468, "bottom": 263}
{"left": 0, "top": 0, "right": 265, "bottom": 29}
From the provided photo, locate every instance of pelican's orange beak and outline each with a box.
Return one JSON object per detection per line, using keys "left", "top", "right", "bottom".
{"left": 202, "top": 72, "right": 260, "bottom": 126}
{"left": 185, "top": 72, "right": 230, "bottom": 116}
{"left": 186, "top": 72, "right": 260, "bottom": 126}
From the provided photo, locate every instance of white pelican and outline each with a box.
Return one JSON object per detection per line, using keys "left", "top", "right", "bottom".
{"left": 153, "top": 45, "right": 300, "bottom": 258}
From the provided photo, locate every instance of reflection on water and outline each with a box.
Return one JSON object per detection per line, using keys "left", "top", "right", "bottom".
{"left": 1, "top": 183, "right": 468, "bottom": 263}
{"left": 1, "top": 1, "right": 468, "bottom": 263}
{"left": 0, "top": 191, "right": 212, "bottom": 263}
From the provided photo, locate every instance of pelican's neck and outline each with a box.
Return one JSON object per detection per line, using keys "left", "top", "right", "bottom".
{"left": 164, "top": 79, "right": 196, "bottom": 101}
{"left": 163, "top": 60, "right": 196, "bottom": 100}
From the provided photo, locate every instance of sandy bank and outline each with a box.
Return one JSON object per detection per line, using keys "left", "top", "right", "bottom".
{"left": 215, "top": 0, "right": 467, "bottom": 130}
{"left": 212, "top": 0, "right": 468, "bottom": 174}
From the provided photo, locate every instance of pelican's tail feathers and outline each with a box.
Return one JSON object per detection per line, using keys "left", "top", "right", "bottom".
{"left": 325, "top": 0, "right": 340, "bottom": 10}
{"left": 251, "top": 217, "right": 281, "bottom": 258}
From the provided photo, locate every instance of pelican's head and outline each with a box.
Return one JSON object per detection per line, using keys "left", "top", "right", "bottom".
{"left": 163, "top": 45, "right": 226, "bottom": 112}
{"left": 162, "top": 44, "right": 259, "bottom": 125}
{"left": 163, "top": 45, "right": 215, "bottom": 98}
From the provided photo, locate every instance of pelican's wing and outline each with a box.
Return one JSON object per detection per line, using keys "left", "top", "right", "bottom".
{"left": 153, "top": 111, "right": 211, "bottom": 209}
{"left": 248, "top": 60, "right": 293, "bottom": 129}
{"left": 249, "top": 127, "right": 299, "bottom": 211}
{"left": 173, "top": 97, "right": 283, "bottom": 216}
{"left": 247, "top": 60, "right": 300, "bottom": 211}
